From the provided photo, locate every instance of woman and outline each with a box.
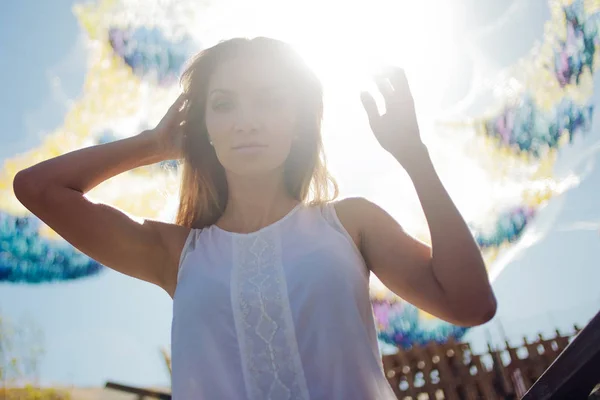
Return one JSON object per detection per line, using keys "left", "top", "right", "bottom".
{"left": 14, "top": 37, "right": 496, "bottom": 399}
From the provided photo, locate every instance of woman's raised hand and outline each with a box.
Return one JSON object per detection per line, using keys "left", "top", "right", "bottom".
{"left": 145, "top": 93, "right": 188, "bottom": 161}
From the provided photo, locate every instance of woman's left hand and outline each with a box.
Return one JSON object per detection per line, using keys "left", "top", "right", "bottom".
{"left": 361, "top": 67, "right": 429, "bottom": 169}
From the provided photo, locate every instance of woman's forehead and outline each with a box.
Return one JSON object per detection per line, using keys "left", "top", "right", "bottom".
{"left": 208, "top": 57, "right": 293, "bottom": 93}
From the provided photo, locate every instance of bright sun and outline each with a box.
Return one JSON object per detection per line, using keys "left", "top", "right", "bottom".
{"left": 283, "top": 0, "right": 459, "bottom": 111}
{"left": 193, "top": 0, "right": 460, "bottom": 111}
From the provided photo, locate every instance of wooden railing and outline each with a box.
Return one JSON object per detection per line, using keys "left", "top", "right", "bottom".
{"left": 381, "top": 324, "right": 590, "bottom": 398}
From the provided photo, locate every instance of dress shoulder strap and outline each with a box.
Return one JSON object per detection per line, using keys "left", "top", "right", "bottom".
{"left": 318, "top": 200, "right": 369, "bottom": 276}
{"left": 319, "top": 202, "right": 359, "bottom": 249}
{"left": 319, "top": 201, "right": 345, "bottom": 230}
{"left": 177, "top": 228, "right": 201, "bottom": 283}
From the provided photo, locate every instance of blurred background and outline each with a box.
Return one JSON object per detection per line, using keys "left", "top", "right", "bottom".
{"left": 0, "top": 0, "right": 599, "bottom": 393}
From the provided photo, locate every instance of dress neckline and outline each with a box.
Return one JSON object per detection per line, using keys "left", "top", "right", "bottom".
{"left": 211, "top": 202, "right": 303, "bottom": 237}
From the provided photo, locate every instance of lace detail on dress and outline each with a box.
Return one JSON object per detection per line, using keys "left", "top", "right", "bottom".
{"left": 230, "top": 228, "right": 310, "bottom": 400}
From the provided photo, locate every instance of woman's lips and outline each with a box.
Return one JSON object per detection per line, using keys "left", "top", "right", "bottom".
{"left": 231, "top": 144, "right": 268, "bottom": 153}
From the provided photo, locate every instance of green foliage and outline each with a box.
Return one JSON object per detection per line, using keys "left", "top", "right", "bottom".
{"left": 0, "top": 385, "right": 71, "bottom": 399}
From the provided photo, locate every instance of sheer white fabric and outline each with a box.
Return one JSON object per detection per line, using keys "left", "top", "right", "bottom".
{"left": 171, "top": 203, "right": 396, "bottom": 399}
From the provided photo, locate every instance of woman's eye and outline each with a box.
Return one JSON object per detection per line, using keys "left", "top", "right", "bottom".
{"left": 213, "top": 100, "right": 234, "bottom": 111}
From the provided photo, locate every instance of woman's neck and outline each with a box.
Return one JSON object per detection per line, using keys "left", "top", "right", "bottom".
{"left": 217, "top": 169, "right": 299, "bottom": 233}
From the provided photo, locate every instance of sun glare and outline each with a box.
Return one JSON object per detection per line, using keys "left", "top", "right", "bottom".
{"left": 192, "top": 0, "right": 460, "bottom": 112}
{"left": 188, "top": 0, "right": 496, "bottom": 236}
{"left": 284, "top": 0, "right": 460, "bottom": 112}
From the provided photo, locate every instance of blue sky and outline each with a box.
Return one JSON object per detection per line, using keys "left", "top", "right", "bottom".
{"left": 0, "top": 1, "right": 86, "bottom": 160}
{"left": 1, "top": 0, "right": 599, "bottom": 388}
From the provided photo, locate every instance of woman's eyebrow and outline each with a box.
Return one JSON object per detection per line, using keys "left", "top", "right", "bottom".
{"left": 209, "top": 88, "right": 235, "bottom": 96}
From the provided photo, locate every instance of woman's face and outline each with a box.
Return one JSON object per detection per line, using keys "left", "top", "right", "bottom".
{"left": 204, "top": 56, "right": 299, "bottom": 177}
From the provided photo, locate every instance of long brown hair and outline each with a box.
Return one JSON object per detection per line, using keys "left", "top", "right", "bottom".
{"left": 175, "top": 37, "right": 338, "bottom": 229}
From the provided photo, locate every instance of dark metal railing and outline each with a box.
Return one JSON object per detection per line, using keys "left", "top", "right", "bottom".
{"left": 521, "top": 310, "right": 600, "bottom": 399}
{"left": 105, "top": 381, "right": 171, "bottom": 399}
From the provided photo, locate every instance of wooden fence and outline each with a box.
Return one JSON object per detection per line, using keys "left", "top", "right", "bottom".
{"left": 381, "top": 326, "right": 580, "bottom": 399}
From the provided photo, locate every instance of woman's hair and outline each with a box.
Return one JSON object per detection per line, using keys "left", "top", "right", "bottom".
{"left": 175, "top": 37, "right": 338, "bottom": 229}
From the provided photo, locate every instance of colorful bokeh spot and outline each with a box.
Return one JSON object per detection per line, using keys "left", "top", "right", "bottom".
{"left": 555, "top": 1, "right": 599, "bottom": 87}
{"left": 0, "top": 212, "right": 102, "bottom": 283}
{"left": 482, "top": 96, "right": 593, "bottom": 158}
{"left": 474, "top": 206, "right": 536, "bottom": 249}
{"left": 109, "top": 26, "right": 196, "bottom": 86}
{"left": 372, "top": 298, "right": 469, "bottom": 349}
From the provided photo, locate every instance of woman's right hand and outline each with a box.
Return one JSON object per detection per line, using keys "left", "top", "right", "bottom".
{"left": 144, "top": 93, "right": 188, "bottom": 161}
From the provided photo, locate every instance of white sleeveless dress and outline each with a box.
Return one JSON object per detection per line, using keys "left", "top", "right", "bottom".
{"left": 171, "top": 202, "right": 396, "bottom": 399}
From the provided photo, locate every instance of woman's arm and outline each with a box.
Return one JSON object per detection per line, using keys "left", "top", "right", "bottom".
{"left": 13, "top": 96, "right": 189, "bottom": 296}
{"left": 338, "top": 154, "right": 496, "bottom": 327}
{"left": 351, "top": 67, "right": 496, "bottom": 326}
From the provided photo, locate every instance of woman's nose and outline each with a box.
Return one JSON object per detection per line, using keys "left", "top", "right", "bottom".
{"left": 233, "top": 108, "right": 260, "bottom": 134}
